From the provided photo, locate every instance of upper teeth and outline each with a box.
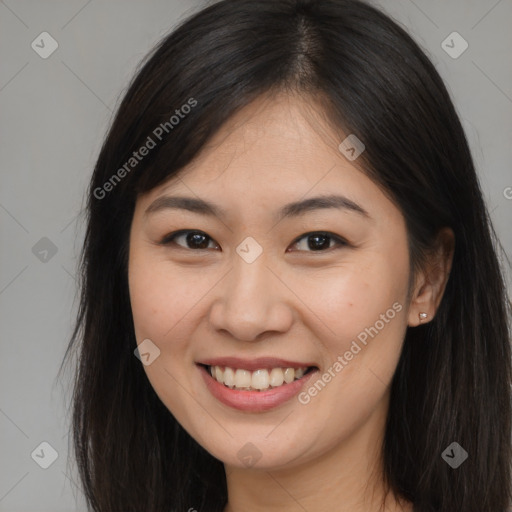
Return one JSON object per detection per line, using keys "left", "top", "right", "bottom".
{"left": 209, "top": 366, "right": 308, "bottom": 391}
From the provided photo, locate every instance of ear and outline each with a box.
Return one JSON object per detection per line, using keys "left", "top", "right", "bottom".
{"left": 407, "top": 227, "right": 455, "bottom": 327}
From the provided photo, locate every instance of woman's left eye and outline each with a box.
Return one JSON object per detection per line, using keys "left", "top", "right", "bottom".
{"left": 289, "top": 232, "right": 347, "bottom": 252}
{"left": 158, "top": 230, "right": 347, "bottom": 252}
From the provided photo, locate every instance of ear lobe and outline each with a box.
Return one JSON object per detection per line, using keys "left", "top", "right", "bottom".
{"left": 407, "top": 276, "right": 434, "bottom": 327}
{"left": 407, "top": 227, "right": 455, "bottom": 327}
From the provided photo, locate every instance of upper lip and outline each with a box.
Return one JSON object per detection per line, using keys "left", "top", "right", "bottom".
{"left": 198, "top": 357, "right": 317, "bottom": 372}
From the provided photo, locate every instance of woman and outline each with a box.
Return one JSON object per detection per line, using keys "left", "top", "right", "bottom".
{"left": 60, "top": 0, "right": 512, "bottom": 510}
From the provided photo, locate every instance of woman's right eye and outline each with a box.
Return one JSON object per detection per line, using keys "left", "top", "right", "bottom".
{"left": 159, "top": 230, "right": 219, "bottom": 250}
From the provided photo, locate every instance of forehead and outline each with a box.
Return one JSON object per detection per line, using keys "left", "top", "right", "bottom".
{"left": 181, "top": 93, "right": 345, "bottom": 179}
{"left": 136, "top": 93, "right": 400, "bottom": 228}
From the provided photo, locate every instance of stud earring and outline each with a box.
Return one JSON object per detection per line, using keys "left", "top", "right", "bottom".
{"left": 419, "top": 312, "right": 428, "bottom": 321}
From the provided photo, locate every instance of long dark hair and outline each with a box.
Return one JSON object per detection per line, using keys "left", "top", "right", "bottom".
{"left": 58, "top": 0, "right": 512, "bottom": 510}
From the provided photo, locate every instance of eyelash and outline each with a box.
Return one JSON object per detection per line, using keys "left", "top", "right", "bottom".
{"left": 158, "top": 230, "right": 348, "bottom": 253}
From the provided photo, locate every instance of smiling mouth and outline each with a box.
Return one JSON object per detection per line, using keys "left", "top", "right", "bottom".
{"left": 200, "top": 364, "right": 317, "bottom": 392}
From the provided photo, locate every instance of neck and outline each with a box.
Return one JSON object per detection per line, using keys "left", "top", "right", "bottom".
{"left": 223, "top": 396, "right": 412, "bottom": 512}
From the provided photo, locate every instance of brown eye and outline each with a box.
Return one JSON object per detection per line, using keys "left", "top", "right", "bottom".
{"left": 289, "top": 232, "right": 347, "bottom": 252}
{"left": 160, "top": 230, "right": 218, "bottom": 250}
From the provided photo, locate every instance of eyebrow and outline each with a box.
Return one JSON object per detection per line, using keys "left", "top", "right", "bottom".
{"left": 144, "top": 194, "right": 370, "bottom": 221}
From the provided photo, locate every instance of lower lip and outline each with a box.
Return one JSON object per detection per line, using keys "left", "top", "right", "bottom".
{"left": 197, "top": 364, "right": 318, "bottom": 412}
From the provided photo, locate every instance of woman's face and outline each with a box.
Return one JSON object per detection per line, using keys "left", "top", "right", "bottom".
{"left": 128, "top": 94, "right": 414, "bottom": 471}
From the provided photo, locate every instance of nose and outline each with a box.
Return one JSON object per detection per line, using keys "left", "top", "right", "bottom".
{"left": 208, "top": 254, "right": 294, "bottom": 342}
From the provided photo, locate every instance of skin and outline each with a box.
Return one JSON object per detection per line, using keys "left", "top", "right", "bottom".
{"left": 128, "top": 92, "right": 454, "bottom": 512}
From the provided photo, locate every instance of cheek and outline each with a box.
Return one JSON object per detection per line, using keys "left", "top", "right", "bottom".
{"left": 285, "top": 243, "right": 410, "bottom": 401}
{"left": 129, "top": 267, "right": 172, "bottom": 343}
{"left": 293, "top": 257, "right": 407, "bottom": 344}
{"left": 287, "top": 256, "right": 409, "bottom": 442}
{"left": 129, "top": 254, "right": 205, "bottom": 345}
{"left": 128, "top": 256, "right": 205, "bottom": 416}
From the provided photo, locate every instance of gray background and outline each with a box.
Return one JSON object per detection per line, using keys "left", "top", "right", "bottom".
{"left": 0, "top": 1, "right": 511, "bottom": 510}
